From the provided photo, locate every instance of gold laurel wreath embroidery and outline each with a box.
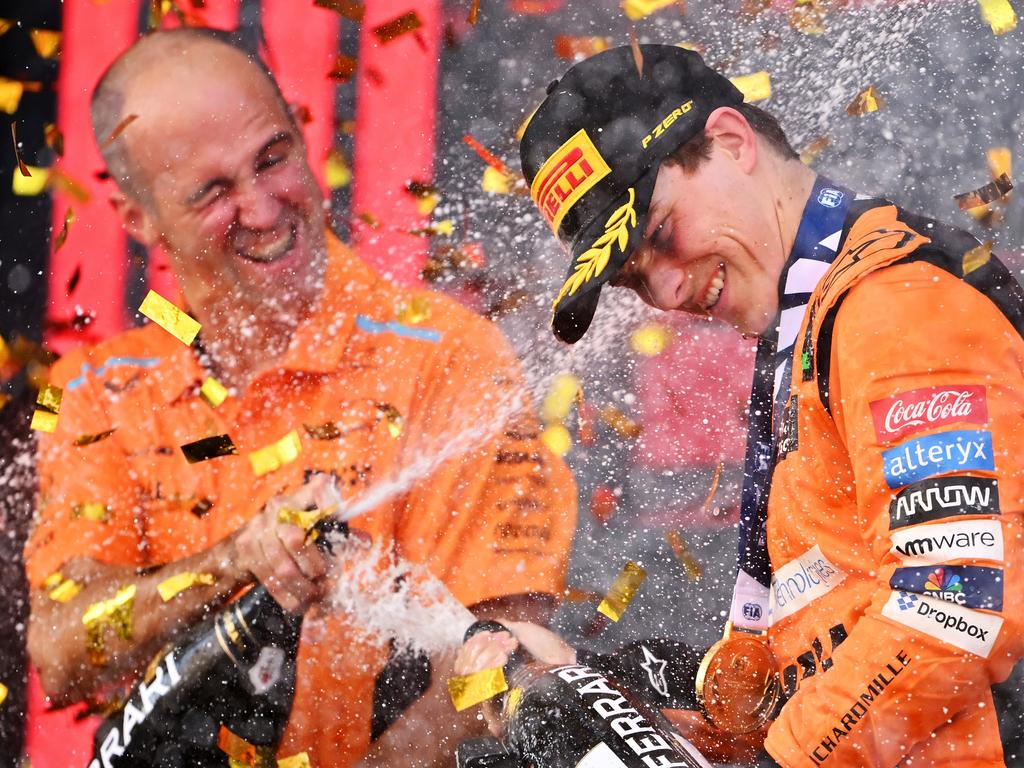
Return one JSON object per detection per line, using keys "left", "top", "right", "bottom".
{"left": 553, "top": 187, "right": 637, "bottom": 311}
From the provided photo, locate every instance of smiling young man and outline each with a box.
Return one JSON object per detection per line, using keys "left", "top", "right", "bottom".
{"left": 493, "top": 45, "right": 1024, "bottom": 766}
{"left": 26, "top": 29, "right": 577, "bottom": 768}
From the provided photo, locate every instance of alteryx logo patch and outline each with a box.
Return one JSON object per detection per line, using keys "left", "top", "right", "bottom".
{"left": 882, "top": 430, "right": 994, "bottom": 489}
{"left": 889, "top": 565, "right": 1003, "bottom": 610}
{"left": 889, "top": 476, "right": 999, "bottom": 530}
{"left": 769, "top": 545, "right": 846, "bottom": 624}
{"left": 889, "top": 519, "right": 1003, "bottom": 566}
{"left": 882, "top": 591, "right": 1002, "bottom": 658}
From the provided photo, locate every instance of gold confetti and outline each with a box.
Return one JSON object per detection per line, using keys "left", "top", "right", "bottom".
{"left": 540, "top": 423, "right": 572, "bottom": 456}
{"left": 978, "top": 0, "right": 1017, "bottom": 34}
{"left": 622, "top": 0, "right": 680, "bottom": 20}
{"left": 75, "top": 429, "right": 117, "bottom": 446}
{"left": 278, "top": 755, "right": 312, "bottom": 768}
{"left": 12, "top": 164, "right": 50, "bottom": 196}
{"left": 0, "top": 683, "right": 7, "bottom": 707}
{"left": 963, "top": 241, "right": 993, "bottom": 276}
{"left": 83, "top": 585, "right": 137, "bottom": 666}
{"left": 407, "top": 181, "right": 440, "bottom": 216}
{"left": 303, "top": 422, "right": 344, "bottom": 440}
{"left": 37, "top": 384, "right": 61, "bottom": 413}
{"left": 139, "top": 290, "right": 201, "bottom": 345}
{"left": 597, "top": 561, "right": 647, "bottom": 621}
{"left": 73, "top": 502, "right": 110, "bottom": 522}
{"left": 397, "top": 296, "right": 431, "bottom": 325}
{"left": 515, "top": 107, "right": 539, "bottom": 142}
{"left": 218, "top": 725, "right": 276, "bottom": 768}
{"left": 468, "top": 0, "right": 481, "bottom": 24}
{"left": 199, "top": 377, "right": 228, "bottom": 408}
{"left": 630, "top": 324, "right": 672, "bottom": 356}
{"left": 730, "top": 71, "right": 772, "bottom": 103}
{"left": 11, "top": 122, "right": 30, "bottom": 177}
{"left": 799, "top": 136, "right": 830, "bottom": 166}
{"left": 0, "top": 19, "right": 12, "bottom": 36}
{"left": 277, "top": 505, "right": 336, "bottom": 533}
{"left": 554, "top": 36, "right": 610, "bottom": 59}
{"left": 846, "top": 85, "right": 884, "bottom": 116}
{"left": 481, "top": 166, "right": 514, "bottom": 194}
{"left": 181, "top": 434, "right": 238, "bottom": 464}
{"left": 0, "top": 78, "right": 42, "bottom": 115}
{"left": 327, "top": 55, "right": 358, "bottom": 83}
{"left": 157, "top": 572, "right": 215, "bottom": 602}
{"left": 30, "top": 410, "right": 58, "bottom": 432}
{"left": 44, "top": 122, "right": 63, "bottom": 157}
{"left": 52, "top": 206, "right": 75, "bottom": 253}
{"left": 666, "top": 530, "right": 702, "bottom": 581}
{"left": 50, "top": 169, "right": 90, "bottom": 203}
{"left": 599, "top": 405, "right": 642, "bottom": 439}
{"left": 409, "top": 220, "right": 453, "bottom": 237}
{"left": 29, "top": 29, "right": 61, "bottom": 59}
{"left": 987, "top": 147, "right": 1012, "bottom": 180}
{"left": 629, "top": 26, "right": 644, "bottom": 76}
{"left": 448, "top": 667, "right": 508, "bottom": 712}
{"left": 376, "top": 404, "right": 403, "bottom": 438}
{"left": 790, "top": 0, "right": 826, "bottom": 35}
{"left": 249, "top": 429, "right": 302, "bottom": 476}
{"left": 325, "top": 148, "right": 352, "bottom": 189}
{"left": 540, "top": 373, "right": 582, "bottom": 424}
{"left": 314, "top": 0, "right": 365, "bottom": 21}
{"left": 101, "top": 113, "right": 139, "bottom": 149}
{"left": 49, "top": 577, "right": 82, "bottom": 603}
{"left": 955, "top": 173, "right": 1013, "bottom": 210}
{"left": 373, "top": 11, "right": 423, "bottom": 44}
{"left": 31, "top": 384, "right": 62, "bottom": 433}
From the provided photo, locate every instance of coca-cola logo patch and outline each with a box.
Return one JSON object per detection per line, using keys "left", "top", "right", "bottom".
{"left": 870, "top": 385, "right": 987, "bottom": 442}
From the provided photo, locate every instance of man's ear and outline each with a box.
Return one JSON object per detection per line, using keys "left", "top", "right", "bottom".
{"left": 704, "top": 107, "right": 758, "bottom": 174}
{"left": 109, "top": 191, "right": 161, "bottom": 247}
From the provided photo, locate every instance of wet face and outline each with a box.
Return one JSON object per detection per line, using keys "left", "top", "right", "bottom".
{"left": 610, "top": 114, "right": 787, "bottom": 336}
{"left": 118, "top": 46, "right": 327, "bottom": 329}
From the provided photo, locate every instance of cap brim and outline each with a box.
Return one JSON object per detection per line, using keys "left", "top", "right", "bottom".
{"left": 551, "top": 167, "right": 657, "bottom": 344}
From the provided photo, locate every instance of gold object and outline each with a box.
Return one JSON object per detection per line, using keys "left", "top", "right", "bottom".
{"left": 139, "top": 290, "right": 201, "bottom": 346}
{"left": 72, "top": 502, "right": 109, "bottom": 522}
{"left": 963, "top": 241, "right": 993, "bottom": 276}
{"left": 978, "top": 0, "right": 1017, "bottom": 34}
{"left": 448, "top": 667, "right": 509, "bottom": 712}
{"left": 696, "top": 622, "right": 781, "bottom": 734}
{"left": 597, "top": 561, "right": 646, "bottom": 621}
{"left": 249, "top": 430, "right": 302, "bottom": 476}
{"left": 74, "top": 429, "right": 117, "bottom": 446}
{"left": 200, "top": 377, "right": 229, "bottom": 408}
{"left": 157, "top": 572, "right": 215, "bottom": 602}
{"left": 846, "top": 85, "right": 884, "bottom": 116}
{"left": 729, "top": 72, "right": 772, "bottom": 103}
{"left": 82, "top": 585, "right": 137, "bottom": 667}
{"left": 181, "top": 434, "right": 238, "bottom": 464}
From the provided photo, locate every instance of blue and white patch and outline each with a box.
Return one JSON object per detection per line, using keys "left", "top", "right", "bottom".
{"left": 882, "top": 430, "right": 994, "bottom": 489}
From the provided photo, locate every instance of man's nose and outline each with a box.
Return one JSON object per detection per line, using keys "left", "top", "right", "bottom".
{"left": 235, "top": 179, "right": 283, "bottom": 231}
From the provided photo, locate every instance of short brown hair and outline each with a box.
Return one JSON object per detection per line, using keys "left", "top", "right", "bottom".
{"left": 665, "top": 102, "right": 798, "bottom": 171}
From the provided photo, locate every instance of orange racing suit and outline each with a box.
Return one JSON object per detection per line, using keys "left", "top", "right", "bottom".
{"left": 762, "top": 202, "right": 1024, "bottom": 766}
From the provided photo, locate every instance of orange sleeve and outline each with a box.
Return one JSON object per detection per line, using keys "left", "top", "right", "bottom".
{"left": 394, "top": 311, "right": 577, "bottom": 609}
{"left": 766, "top": 262, "right": 1024, "bottom": 767}
{"left": 25, "top": 350, "right": 146, "bottom": 588}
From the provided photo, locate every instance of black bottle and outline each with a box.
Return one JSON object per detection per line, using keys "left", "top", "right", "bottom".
{"left": 457, "top": 622, "right": 712, "bottom": 768}
{"left": 88, "top": 517, "right": 349, "bottom": 768}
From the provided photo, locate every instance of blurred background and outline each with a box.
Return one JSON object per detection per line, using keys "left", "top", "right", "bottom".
{"left": 1, "top": 0, "right": 1021, "bottom": 765}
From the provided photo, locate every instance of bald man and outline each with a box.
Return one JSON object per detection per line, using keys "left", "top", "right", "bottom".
{"left": 25, "top": 29, "right": 576, "bottom": 768}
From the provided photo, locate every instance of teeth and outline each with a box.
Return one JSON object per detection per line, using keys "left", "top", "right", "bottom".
{"left": 701, "top": 266, "right": 725, "bottom": 310}
{"left": 239, "top": 226, "right": 294, "bottom": 262}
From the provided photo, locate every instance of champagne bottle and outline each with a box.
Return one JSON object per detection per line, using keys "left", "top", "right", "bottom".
{"left": 457, "top": 622, "right": 712, "bottom": 768}
{"left": 89, "top": 517, "right": 349, "bottom": 768}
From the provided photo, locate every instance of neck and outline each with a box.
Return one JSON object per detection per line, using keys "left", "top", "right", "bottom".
{"left": 196, "top": 300, "right": 300, "bottom": 391}
{"left": 769, "top": 154, "right": 818, "bottom": 263}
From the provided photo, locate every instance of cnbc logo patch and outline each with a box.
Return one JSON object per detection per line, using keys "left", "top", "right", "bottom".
{"left": 924, "top": 568, "right": 964, "bottom": 604}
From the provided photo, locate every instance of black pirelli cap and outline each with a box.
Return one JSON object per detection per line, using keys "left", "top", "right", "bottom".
{"left": 520, "top": 44, "right": 744, "bottom": 343}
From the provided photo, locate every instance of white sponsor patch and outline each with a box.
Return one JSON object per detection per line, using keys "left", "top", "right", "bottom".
{"left": 890, "top": 519, "right": 1003, "bottom": 566}
{"left": 769, "top": 545, "right": 846, "bottom": 624}
{"left": 248, "top": 645, "right": 285, "bottom": 694}
{"left": 882, "top": 591, "right": 1003, "bottom": 658}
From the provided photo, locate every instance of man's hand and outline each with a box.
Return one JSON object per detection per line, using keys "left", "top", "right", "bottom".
{"left": 233, "top": 474, "right": 335, "bottom": 614}
{"left": 454, "top": 620, "right": 577, "bottom": 676}
{"left": 662, "top": 709, "right": 768, "bottom": 765}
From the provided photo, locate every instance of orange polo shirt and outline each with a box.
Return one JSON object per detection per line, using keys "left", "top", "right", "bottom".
{"left": 27, "top": 232, "right": 576, "bottom": 766}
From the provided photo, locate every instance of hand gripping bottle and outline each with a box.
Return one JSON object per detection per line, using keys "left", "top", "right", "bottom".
{"left": 88, "top": 516, "right": 349, "bottom": 768}
{"left": 456, "top": 621, "right": 713, "bottom": 768}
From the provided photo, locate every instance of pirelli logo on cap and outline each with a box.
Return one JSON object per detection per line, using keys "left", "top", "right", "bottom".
{"left": 531, "top": 128, "right": 611, "bottom": 234}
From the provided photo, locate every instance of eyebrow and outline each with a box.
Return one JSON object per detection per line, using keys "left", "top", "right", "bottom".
{"left": 184, "top": 131, "right": 294, "bottom": 206}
